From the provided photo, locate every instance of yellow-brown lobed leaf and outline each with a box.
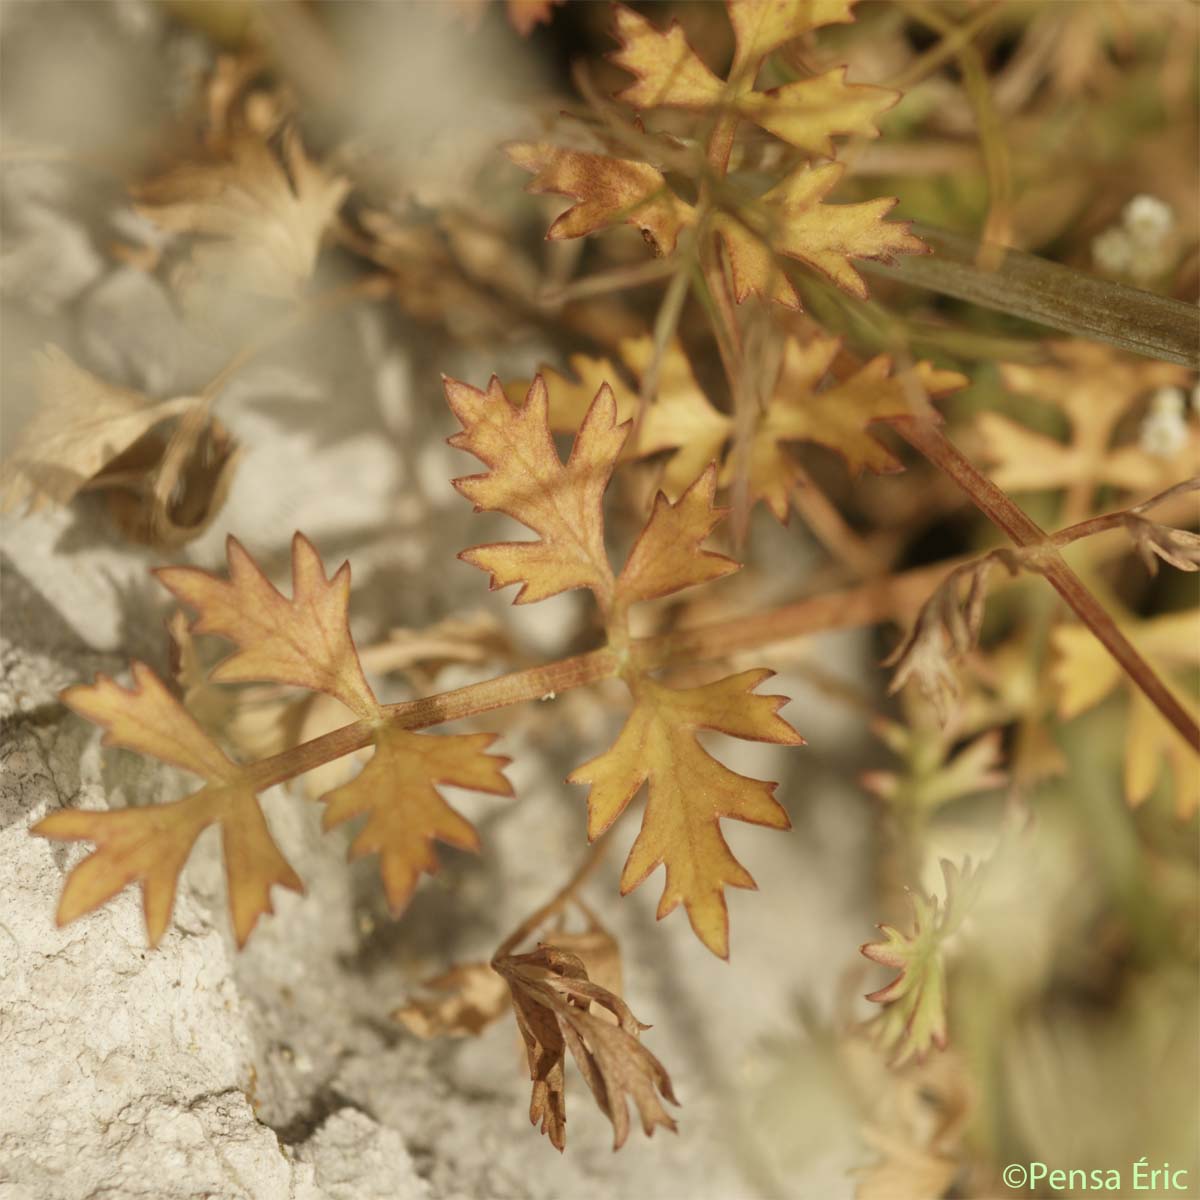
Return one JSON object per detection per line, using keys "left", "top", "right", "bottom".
{"left": 495, "top": 944, "right": 677, "bottom": 1151}
{"left": 719, "top": 161, "right": 928, "bottom": 307}
{"left": 320, "top": 727, "right": 512, "bottom": 915}
{"left": 34, "top": 662, "right": 301, "bottom": 946}
{"left": 738, "top": 68, "right": 898, "bottom": 158}
{"left": 612, "top": 4, "right": 893, "bottom": 158}
{"left": 447, "top": 374, "right": 628, "bottom": 607}
{"left": 741, "top": 337, "right": 967, "bottom": 518}
{"left": 615, "top": 466, "right": 740, "bottom": 606}
{"left": 511, "top": 336, "right": 733, "bottom": 500}
{"left": 982, "top": 343, "right": 1195, "bottom": 497}
{"left": 1052, "top": 612, "right": 1199, "bottom": 818}
{"left": 725, "top": 0, "right": 857, "bottom": 65}
{"left": 523, "top": 331, "right": 963, "bottom": 525}
{"left": 619, "top": 338, "right": 734, "bottom": 497}
{"left": 505, "top": 141, "right": 696, "bottom": 257}
{"left": 610, "top": 6, "right": 726, "bottom": 111}
{"left": 568, "top": 670, "right": 803, "bottom": 958}
{"left": 157, "top": 532, "right": 378, "bottom": 719}
{"left": 34, "top": 784, "right": 301, "bottom": 948}
{"left": 61, "top": 661, "right": 239, "bottom": 783}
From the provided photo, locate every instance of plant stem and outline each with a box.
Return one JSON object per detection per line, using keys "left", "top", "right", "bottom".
{"left": 866, "top": 224, "right": 1200, "bottom": 369}
{"left": 244, "top": 646, "right": 617, "bottom": 789}
{"left": 889, "top": 416, "right": 1200, "bottom": 752}
{"left": 788, "top": 468, "right": 882, "bottom": 578}
{"left": 493, "top": 837, "right": 613, "bottom": 961}
{"left": 243, "top": 557, "right": 964, "bottom": 791}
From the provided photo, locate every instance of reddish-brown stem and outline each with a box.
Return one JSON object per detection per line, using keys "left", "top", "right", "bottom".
{"left": 705, "top": 110, "right": 741, "bottom": 178}
{"left": 492, "top": 836, "right": 613, "bottom": 961}
{"left": 789, "top": 468, "right": 882, "bottom": 578}
{"left": 636, "top": 558, "right": 958, "bottom": 671}
{"left": 1054, "top": 476, "right": 1200, "bottom": 547}
{"left": 889, "top": 417, "right": 1200, "bottom": 752}
{"left": 242, "top": 558, "right": 963, "bottom": 792}
{"left": 1049, "top": 511, "right": 1126, "bottom": 547}
{"left": 244, "top": 646, "right": 617, "bottom": 789}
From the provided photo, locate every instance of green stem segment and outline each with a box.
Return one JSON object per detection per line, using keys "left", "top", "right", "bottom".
{"left": 867, "top": 225, "right": 1200, "bottom": 369}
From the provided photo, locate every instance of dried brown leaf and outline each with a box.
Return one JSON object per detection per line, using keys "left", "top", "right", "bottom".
{"left": 393, "top": 962, "right": 512, "bottom": 1039}
{"left": 1, "top": 348, "right": 237, "bottom": 548}
{"left": 494, "top": 944, "right": 677, "bottom": 1151}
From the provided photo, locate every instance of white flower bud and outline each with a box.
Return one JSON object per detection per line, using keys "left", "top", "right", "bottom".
{"left": 1149, "top": 386, "right": 1186, "bottom": 416}
{"left": 1092, "top": 226, "right": 1133, "bottom": 275}
{"left": 1140, "top": 389, "right": 1188, "bottom": 458}
{"left": 1123, "top": 194, "right": 1174, "bottom": 249}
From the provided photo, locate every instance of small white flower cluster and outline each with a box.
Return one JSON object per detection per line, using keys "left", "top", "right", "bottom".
{"left": 1139, "top": 386, "right": 1190, "bottom": 458}
{"left": 1092, "top": 194, "right": 1177, "bottom": 284}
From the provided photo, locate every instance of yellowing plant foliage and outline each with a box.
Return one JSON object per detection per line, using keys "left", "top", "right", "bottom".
{"left": 20, "top": 0, "right": 1200, "bottom": 1166}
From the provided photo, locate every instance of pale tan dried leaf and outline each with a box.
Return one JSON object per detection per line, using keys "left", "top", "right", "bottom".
{"left": 135, "top": 129, "right": 349, "bottom": 298}
{"left": 1, "top": 346, "right": 194, "bottom": 514}
{"left": 854, "top": 1129, "right": 957, "bottom": 1200}
{"left": 885, "top": 552, "right": 1022, "bottom": 724}
{"left": 104, "top": 406, "right": 242, "bottom": 550}
{"left": 392, "top": 962, "right": 511, "bottom": 1038}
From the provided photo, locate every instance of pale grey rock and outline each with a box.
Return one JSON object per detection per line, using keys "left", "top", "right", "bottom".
{"left": 293, "top": 1109, "right": 429, "bottom": 1200}
{"left": 0, "top": 176, "right": 104, "bottom": 315}
{"left": 77, "top": 266, "right": 225, "bottom": 397}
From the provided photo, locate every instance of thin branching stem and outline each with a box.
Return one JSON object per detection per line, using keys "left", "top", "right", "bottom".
{"left": 492, "top": 836, "right": 613, "bottom": 961}
{"left": 889, "top": 417, "right": 1200, "bottom": 751}
{"left": 241, "top": 557, "right": 966, "bottom": 792}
